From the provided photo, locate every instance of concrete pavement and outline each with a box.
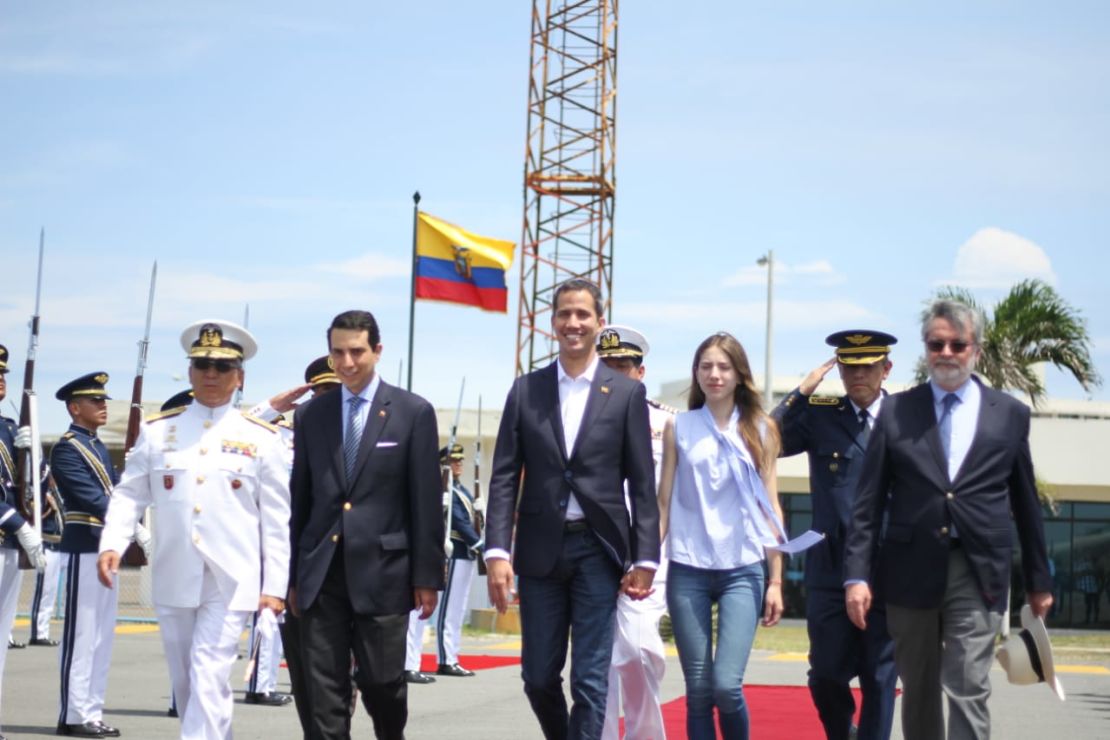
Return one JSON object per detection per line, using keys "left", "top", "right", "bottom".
{"left": 2, "top": 618, "right": 1105, "bottom": 738}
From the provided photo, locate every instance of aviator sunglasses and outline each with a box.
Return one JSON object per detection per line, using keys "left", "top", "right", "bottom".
{"left": 192, "top": 358, "right": 240, "bottom": 373}
{"left": 925, "top": 339, "right": 972, "bottom": 353}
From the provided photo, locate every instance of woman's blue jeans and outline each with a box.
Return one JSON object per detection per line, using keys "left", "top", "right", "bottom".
{"left": 666, "top": 560, "right": 764, "bottom": 740}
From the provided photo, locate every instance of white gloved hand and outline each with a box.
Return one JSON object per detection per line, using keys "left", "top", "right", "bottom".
{"left": 13, "top": 426, "right": 33, "bottom": 450}
{"left": 133, "top": 522, "right": 153, "bottom": 560}
{"left": 15, "top": 523, "right": 46, "bottom": 571}
{"left": 442, "top": 491, "right": 452, "bottom": 508}
{"left": 472, "top": 498, "right": 486, "bottom": 513}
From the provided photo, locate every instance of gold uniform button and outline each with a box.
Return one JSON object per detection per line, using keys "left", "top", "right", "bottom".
{"left": 200, "top": 448, "right": 207, "bottom": 456}
{"left": 203, "top": 421, "right": 212, "bottom": 429}
{"left": 331, "top": 534, "right": 340, "bottom": 542}
{"left": 193, "top": 534, "right": 201, "bottom": 544}
{"left": 940, "top": 526, "right": 949, "bottom": 536}
{"left": 946, "top": 492, "right": 955, "bottom": 500}
{"left": 196, "top": 476, "right": 205, "bottom": 485}
{"left": 194, "top": 506, "right": 202, "bottom": 514}
{"left": 833, "top": 452, "right": 840, "bottom": 459}
{"left": 343, "top": 502, "right": 352, "bottom": 511}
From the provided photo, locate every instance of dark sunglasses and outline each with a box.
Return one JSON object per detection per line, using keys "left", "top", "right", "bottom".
{"left": 925, "top": 339, "right": 972, "bottom": 353}
{"left": 192, "top": 359, "right": 240, "bottom": 373}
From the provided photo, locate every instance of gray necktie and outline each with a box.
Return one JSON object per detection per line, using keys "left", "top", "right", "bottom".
{"left": 345, "top": 396, "right": 365, "bottom": 481}
{"left": 938, "top": 393, "right": 960, "bottom": 461}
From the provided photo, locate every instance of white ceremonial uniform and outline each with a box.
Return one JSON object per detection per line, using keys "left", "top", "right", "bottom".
{"left": 603, "top": 399, "right": 674, "bottom": 740}
{"left": 405, "top": 610, "right": 431, "bottom": 673}
{"left": 100, "top": 401, "right": 290, "bottom": 740}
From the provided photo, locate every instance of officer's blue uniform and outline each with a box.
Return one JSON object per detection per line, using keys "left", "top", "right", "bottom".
{"left": 0, "top": 413, "right": 28, "bottom": 547}
{"left": 774, "top": 389, "right": 897, "bottom": 740}
{"left": 52, "top": 424, "right": 118, "bottom": 554}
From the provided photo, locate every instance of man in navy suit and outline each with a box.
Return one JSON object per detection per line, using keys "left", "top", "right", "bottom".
{"left": 289, "top": 309, "right": 444, "bottom": 740}
{"left": 773, "top": 330, "right": 898, "bottom": 740}
{"left": 844, "top": 300, "right": 1053, "bottom": 740}
{"left": 485, "top": 279, "right": 659, "bottom": 740}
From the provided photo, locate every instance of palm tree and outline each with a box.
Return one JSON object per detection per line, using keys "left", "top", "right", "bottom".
{"left": 914, "top": 279, "right": 1101, "bottom": 407}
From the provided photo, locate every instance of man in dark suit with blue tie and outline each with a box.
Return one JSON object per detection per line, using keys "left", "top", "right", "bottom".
{"left": 773, "top": 330, "right": 898, "bottom": 740}
{"left": 844, "top": 299, "right": 1053, "bottom": 740}
{"left": 485, "top": 279, "right": 659, "bottom": 740}
{"left": 289, "top": 309, "right": 445, "bottom": 740}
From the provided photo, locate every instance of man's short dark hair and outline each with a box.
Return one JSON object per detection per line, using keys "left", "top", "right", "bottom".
{"left": 552, "top": 278, "right": 605, "bottom": 318}
{"left": 328, "top": 310, "right": 381, "bottom": 348}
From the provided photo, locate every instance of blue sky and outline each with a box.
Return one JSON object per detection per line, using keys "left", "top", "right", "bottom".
{"left": 2, "top": 2, "right": 1108, "bottom": 433}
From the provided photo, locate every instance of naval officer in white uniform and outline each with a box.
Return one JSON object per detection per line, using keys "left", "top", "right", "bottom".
{"left": 98, "top": 320, "right": 290, "bottom": 740}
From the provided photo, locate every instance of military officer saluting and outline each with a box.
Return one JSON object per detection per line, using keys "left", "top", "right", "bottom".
{"left": 98, "top": 321, "right": 290, "bottom": 740}
{"left": 51, "top": 372, "right": 131, "bottom": 738}
{"left": 772, "top": 330, "right": 899, "bottom": 740}
{"left": 0, "top": 343, "right": 47, "bottom": 740}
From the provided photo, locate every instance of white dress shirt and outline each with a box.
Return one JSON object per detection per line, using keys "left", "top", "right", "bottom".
{"left": 557, "top": 355, "right": 599, "bottom": 521}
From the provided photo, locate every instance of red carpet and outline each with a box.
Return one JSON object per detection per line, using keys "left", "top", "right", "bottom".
{"left": 418, "top": 653, "right": 522, "bottom": 672}
{"left": 649, "top": 686, "right": 867, "bottom": 739}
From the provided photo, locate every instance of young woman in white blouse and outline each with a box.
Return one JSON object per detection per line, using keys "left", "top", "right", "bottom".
{"left": 658, "top": 332, "right": 785, "bottom": 740}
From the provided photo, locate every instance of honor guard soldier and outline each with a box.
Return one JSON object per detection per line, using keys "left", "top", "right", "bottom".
{"left": 595, "top": 325, "right": 676, "bottom": 740}
{"left": 97, "top": 321, "right": 291, "bottom": 740}
{"left": 771, "top": 330, "right": 899, "bottom": 740}
{"left": 434, "top": 444, "right": 482, "bottom": 677}
{"left": 51, "top": 372, "right": 131, "bottom": 738}
{"left": 0, "top": 344, "right": 48, "bottom": 740}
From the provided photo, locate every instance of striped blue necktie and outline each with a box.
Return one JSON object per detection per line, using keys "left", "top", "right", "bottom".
{"left": 345, "top": 396, "right": 365, "bottom": 481}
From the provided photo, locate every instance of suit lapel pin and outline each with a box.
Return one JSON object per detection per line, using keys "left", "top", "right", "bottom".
{"left": 378, "top": 409, "right": 387, "bottom": 417}
{"left": 600, "top": 386, "right": 610, "bottom": 394}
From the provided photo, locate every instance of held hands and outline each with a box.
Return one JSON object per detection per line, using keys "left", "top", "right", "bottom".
{"left": 259, "top": 594, "right": 285, "bottom": 616}
{"left": 97, "top": 550, "right": 121, "bottom": 588}
{"left": 486, "top": 558, "right": 515, "bottom": 614}
{"left": 620, "top": 566, "right": 656, "bottom": 601}
{"left": 845, "top": 582, "right": 872, "bottom": 630}
{"left": 799, "top": 358, "right": 838, "bottom": 396}
{"left": 14, "top": 523, "right": 46, "bottom": 571}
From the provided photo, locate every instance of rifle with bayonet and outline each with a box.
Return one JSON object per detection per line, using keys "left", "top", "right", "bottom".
{"left": 15, "top": 230, "right": 45, "bottom": 570}
{"left": 120, "top": 262, "right": 158, "bottom": 566}
{"left": 442, "top": 378, "right": 465, "bottom": 559}
{"left": 473, "top": 394, "right": 486, "bottom": 575}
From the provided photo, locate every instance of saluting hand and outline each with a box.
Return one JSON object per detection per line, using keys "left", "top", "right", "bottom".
{"left": 799, "top": 357, "right": 838, "bottom": 396}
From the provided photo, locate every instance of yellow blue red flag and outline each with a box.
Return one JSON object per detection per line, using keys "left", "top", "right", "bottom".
{"left": 415, "top": 212, "right": 515, "bottom": 313}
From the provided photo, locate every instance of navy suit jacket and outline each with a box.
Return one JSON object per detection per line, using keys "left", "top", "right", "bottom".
{"left": 844, "top": 379, "right": 1052, "bottom": 612}
{"left": 486, "top": 361, "right": 659, "bottom": 578}
{"left": 774, "top": 389, "right": 878, "bottom": 589}
{"left": 290, "top": 380, "right": 445, "bottom": 615}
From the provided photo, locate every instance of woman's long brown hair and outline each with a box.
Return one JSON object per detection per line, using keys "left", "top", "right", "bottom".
{"left": 687, "top": 332, "right": 780, "bottom": 476}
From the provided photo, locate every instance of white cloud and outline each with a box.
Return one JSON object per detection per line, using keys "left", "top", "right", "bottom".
{"left": 721, "top": 259, "right": 845, "bottom": 288}
{"left": 942, "top": 227, "right": 1057, "bottom": 289}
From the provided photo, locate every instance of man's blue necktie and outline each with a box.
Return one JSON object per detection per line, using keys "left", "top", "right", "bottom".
{"left": 345, "top": 396, "right": 365, "bottom": 481}
{"left": 938, "top": 392, "right": 960, "bottom": 462}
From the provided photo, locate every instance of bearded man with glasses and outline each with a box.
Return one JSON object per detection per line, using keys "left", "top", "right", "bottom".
{"left": 844, "top": 299, "right": 1053, "bottom": 740}
{"left": 98, "top": 320, "right": 290, "bottom": 740}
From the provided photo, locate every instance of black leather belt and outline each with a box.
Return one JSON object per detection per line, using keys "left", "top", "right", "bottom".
{"left": 564, "top": 520, "right": 588, "bottom": 533}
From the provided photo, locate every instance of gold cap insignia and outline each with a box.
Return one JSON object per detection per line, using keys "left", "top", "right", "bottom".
{"left": 199, "top": 325, "right": 222, "bottom": 347}
{"left": 845, "top": 334, "right": 872, "bottom": 346}
{"left": 599, "top": 330, "right": 621, "bottom": 351}
{"left": 327, "top": 356, "right": 335, "bottom": 370}
{"left": 94, "top": 373, "right": 108, "bottom": 385}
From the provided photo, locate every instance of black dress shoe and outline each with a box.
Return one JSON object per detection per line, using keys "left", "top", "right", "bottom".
{"left": 403, "top": 670, "right": 436, "bottom": 684}
{"left": 56, "top": 722, "right": 109, "bottom": 737}
{"left": 92, "top": 722, "right": 120, "bottom": 737}
{"left": 244, "top": 691, "right": 293, "bottom": 706}
{"left": 436, "top": 663, "right": 476, "bottom": 677}
{"left": 166, "top": 707, "right": 178, "bottom": 718}
{"left": 7, "top": 639, "right": 26, "bottom": 649}
{"left": 30, "top": 637, "right": 60, "bottom": 647}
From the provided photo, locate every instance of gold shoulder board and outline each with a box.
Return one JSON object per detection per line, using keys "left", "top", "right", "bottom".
{"left": 61, "top": 431, "right": 76, "bottom": 440}
{"left": 242, "top": 413, "right": 280, "bottom": 433}
{"left": 808, "top": 395, "right": 841, "bottom": 406}
{"left": 145, "top": 406, "right": 188, "bottom": 423}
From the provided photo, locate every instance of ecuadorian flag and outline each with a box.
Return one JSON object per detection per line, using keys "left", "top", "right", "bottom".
{"left": 415, "top": 212, "right": 515, "bottom": 313}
